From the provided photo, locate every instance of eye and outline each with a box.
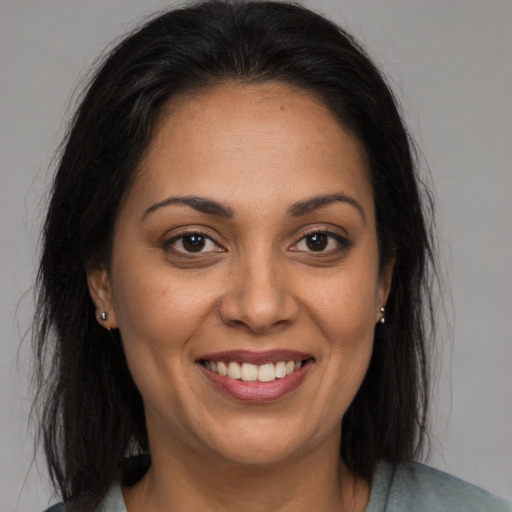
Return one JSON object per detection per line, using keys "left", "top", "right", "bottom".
{"left": 165, "top": 232, "right": 224, "bottom": 254}
{"left": 291, "top": 231, "right": 351, "bottom": 253}
{"left": 303, "top": 233, "right": 330, "bottom": 251}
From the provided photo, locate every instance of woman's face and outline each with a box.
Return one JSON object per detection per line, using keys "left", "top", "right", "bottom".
{"left": 88, "top": 82, "right": 392, "bottom": 467}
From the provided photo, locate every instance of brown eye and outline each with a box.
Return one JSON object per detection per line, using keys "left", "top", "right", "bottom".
{"left": 306, "top": 233, "right": 328, "bottom": 251}
{"left": 165, "top": 232, "right": 224, "bottom": 255}
{"left": 182, "top": 234, "right": 206, "bottom": 252}
{"left": 290, "top": 230, "right": 352, "bottom": 255}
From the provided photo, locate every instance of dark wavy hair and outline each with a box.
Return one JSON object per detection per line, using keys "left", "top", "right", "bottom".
{"left": 33, "top": 0, "right": 436, "bottom": 508}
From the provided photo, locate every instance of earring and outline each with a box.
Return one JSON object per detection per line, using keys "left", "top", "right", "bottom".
{"left": 379, "top": 307, "right": 386, "bottom": 324}
{"left": 98, "top": 311, "right": 114, "bottom": 338}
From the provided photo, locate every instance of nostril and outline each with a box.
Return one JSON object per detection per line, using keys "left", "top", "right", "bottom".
{"left": 219, "top": 297, "right": 297, "bottom": 332}
{"left": 217, "top": 268, "right": 299, "bottom": 333}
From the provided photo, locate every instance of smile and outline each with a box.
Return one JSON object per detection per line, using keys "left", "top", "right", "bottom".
{"left": 200, "top": 360, "right": 304, "bottom": 382}
{"left": 196, "top": 350, "right": 314, "bottom": 402}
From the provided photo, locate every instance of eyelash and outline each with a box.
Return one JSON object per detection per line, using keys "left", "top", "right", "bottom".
{"left": 164, "top": 231, "right": 224, "bottom": 255}
{"left": 290, "top": 230, "right": 353, "bottom": 255}
{"left": 164, "top": 229, "right": 352, "bottom": 256}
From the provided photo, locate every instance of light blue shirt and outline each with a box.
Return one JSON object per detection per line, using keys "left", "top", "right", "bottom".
{"left": 366, "top": 460, "right": 511, "bottom": 511}
{"left": 85, "top": 460, "right": 512, "bottom": 511}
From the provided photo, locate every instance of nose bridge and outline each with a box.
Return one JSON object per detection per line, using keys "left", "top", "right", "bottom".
{"left": 219, "top": 242, "right": 296, "bottom": 333}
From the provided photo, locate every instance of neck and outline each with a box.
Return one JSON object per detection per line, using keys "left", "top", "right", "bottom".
{"left": 123, "top": 428, "right": 369, "bottom": 512}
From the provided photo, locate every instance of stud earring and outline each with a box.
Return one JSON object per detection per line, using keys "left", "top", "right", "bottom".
{"left": 379, "top": 307, "right": 386, "bottom": 324}
{"left": 99, "top": 311, "right": 108, "bottom": 322}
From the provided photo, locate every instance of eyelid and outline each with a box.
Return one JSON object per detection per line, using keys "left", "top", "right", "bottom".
{"left": 289, "top": 228, "right": 353, "bottom": 253}
{"left": 164, "top": 228, "right": 226, "bottom": 253}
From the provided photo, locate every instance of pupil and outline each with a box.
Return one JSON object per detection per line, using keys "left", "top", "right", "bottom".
{"left": 307, "top": 233, "right": 327, "bottom": 251}
{"left": 183, "top": 235, "right": 205, "bottom": 252}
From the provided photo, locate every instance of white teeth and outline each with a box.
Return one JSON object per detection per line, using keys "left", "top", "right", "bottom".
{"left": 217, "top": 361, "right": 228, "bottom": 376}
{"left": 228, "top": 361, "right": 241, "bottom": 379}
{"left": 205, "top": 359, "right": 306, "bottom": 382}
{"left": 240, "top": 363, "right": 258, "bottom": 381}
{"left": 258, "top": 363, "right": 276, "bottom": 382}
{"left": 275, "top": 361, "right": 287, "bottom": 379}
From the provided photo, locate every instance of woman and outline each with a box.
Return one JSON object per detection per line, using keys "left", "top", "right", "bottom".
{"left": 34, "top": 2, "right": 510, "bottom": 511}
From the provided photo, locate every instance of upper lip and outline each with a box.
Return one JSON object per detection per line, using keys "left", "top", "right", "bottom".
{"left": 196, "top": 349, "right": 313, "bottom": 366}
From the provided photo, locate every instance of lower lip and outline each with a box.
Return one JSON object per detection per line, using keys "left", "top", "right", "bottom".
{"left": 197, "top": 360, "right": 313, "bottom": 402}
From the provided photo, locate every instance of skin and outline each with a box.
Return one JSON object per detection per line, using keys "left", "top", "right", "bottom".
{"left": 88, "top": 82, "right": 393, "bottom": 512}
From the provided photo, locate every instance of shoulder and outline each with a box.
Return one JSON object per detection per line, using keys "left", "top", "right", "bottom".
{"left": 41, "top": 455, "right": 147, "bottom": 512}
{"left": 368, "top": 459, "right": 512, "bottom": 512}
{"left": 43, "top": 505, "right": 64, "bottom": 512}
{"left": 42, "top": 485, "right": 126, "bottom": 512}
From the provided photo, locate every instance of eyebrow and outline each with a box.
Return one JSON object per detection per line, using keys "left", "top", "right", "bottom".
{"left": 288, "top": 193, "right": 365, "bottom": 223}
{"left": 143, "top": 192, "right": 364, "bottom": 222}
{"left": 143, "top": 195, "right": 234, "bottom": 219}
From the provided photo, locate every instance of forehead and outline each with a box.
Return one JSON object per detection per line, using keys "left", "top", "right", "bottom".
{"left": 130, "top": 82, "right": 373, "bottom": 215}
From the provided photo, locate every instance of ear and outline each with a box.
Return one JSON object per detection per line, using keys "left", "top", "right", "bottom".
{"left": 376, "top": 257, "right": 395, "bottom": 323}
{"left": 86, "top": 265, "right": 118, "bottom": 328}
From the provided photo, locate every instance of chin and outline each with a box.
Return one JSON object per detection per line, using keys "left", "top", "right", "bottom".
{"left": 200, "top": 418, "right": 323, "bottom": 468}
{"left": 213, "top": 439, "right": 303, "bottom": 467}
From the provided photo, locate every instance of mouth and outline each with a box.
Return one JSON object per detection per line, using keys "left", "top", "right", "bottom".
{"left": 199, "top": 359, "right": 308, "bottom": 383}
{"left": 196, "top": 350, "right": 314, "bottom": 402}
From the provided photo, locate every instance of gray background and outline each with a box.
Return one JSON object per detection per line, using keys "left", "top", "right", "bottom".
{"left": 1, "top": 1, "right": 511, "bottom": 510}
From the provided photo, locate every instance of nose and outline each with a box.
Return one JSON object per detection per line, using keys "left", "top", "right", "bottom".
{"left": 218, "top": 253, "right": 298, "bottom": 334}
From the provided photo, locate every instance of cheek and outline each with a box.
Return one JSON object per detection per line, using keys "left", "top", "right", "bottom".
{"left": 315, "top": 289, "right": 376, "bottom": 423}
{"left": 318, "top": 289, "right": 375, "bottom": 384}
{"left": 109, "top": 262, "right": 218, "bottom": 391}
{"left": 113, "top": 266, "right": 206, "bottom": 340}
{"left": 302, "top": 262, "right": 380, "bottom": 345}
{"left": 109, "top": 267, "right": 218, "bottom": 420}
{"left": 297, "top": 260, "right": 379, "bottom": 405}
